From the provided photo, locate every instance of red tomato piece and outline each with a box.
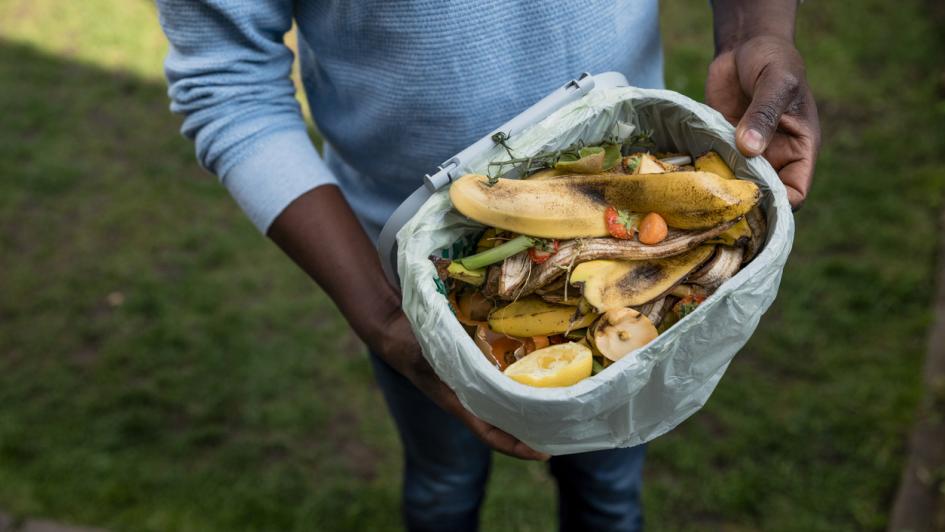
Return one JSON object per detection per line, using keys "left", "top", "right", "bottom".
{"left": 604, "top": 206, "right": 640, "bottom": 240}
{"left": 528, "top": 239, "right": 559, "bottom": 264}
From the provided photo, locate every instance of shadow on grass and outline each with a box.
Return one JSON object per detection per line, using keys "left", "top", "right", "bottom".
{"left": 0, "top": 38, "right": 407, "bottom": 531}
{"left": 0, "top": 35, "right": 564, "bottom": 532}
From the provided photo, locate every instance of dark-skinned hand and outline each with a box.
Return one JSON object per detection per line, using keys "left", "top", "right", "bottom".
{"left": 373, "top": 304, "right": 550, "bottom": 462}
{"left": 706, "top": 35, "right": 821, "bottom": 209}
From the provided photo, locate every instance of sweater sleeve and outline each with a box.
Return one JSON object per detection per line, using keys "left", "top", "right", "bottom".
{"left": 156, "top": 0, "right": 337, "bottom": 233}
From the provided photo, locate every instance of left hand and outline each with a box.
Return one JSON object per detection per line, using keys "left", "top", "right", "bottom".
{"left": 705, "top": 35, "right": 821, "bottom": 209}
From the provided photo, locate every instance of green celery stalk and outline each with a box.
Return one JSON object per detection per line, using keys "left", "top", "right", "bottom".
{"left": 457, "top": 235, "right": 535, "bottom": 270}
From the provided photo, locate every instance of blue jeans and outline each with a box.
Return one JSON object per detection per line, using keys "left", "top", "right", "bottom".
{"left": 369, "top": 352, "right": 645, "bottom": 532}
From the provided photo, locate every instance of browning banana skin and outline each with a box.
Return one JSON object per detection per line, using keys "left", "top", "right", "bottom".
{"left": 449, "top": 171, "right": 761, "bottom": 238}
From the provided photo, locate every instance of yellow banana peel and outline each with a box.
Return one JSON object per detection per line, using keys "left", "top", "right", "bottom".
{"left": 488, "top": 297, "right": 598, "bottom": 337}
{"left": 570, "top": 245, "right": 716, "bottom": 311}
{"left": 449, "top": 172, "right": 760, "bottom": 238}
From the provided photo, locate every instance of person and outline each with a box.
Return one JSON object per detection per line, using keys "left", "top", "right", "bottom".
{"left": 156, "top": 1, "right": 820, "bottom": 530}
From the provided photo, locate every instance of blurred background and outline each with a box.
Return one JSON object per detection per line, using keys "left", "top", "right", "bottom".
{"left": 1, "top": 0, "right": 944, "bottom": 531}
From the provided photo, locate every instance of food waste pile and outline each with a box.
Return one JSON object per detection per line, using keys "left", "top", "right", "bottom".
{"left": 432, "top": 143, "right": 765, "bottom": 388}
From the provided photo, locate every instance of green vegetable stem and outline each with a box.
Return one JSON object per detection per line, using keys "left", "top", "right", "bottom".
{"left": 457, "top": 234, "right": 535, "bottom": 270}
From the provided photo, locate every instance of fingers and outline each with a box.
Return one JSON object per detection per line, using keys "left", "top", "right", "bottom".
{"left": 705, "top": 51, "right": 748, "bottom": 126}
{"left": 759, "top": 109, "right": 819, "bottom": 210}
{"left": 772, "top": 155, "right": 813, "bottom": 210}
{"left": 735, "top": 66, "right": 801, "bottom": 157}
{"left": 759, "top": 135, "right": 814, "bottom": 209}
{"left": 737, "top": 69, "right": 819, "bottom": 209}
{"left": 440, "top": 385, "right": 550, "bottom": 461}
{"left": 418, "top": 369, "right": 550, "bottom": 461}
{"left": 470, "top": 417, "right": 551, "bottom": 461}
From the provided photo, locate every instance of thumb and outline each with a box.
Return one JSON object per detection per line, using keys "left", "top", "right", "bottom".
{"left": 736, "top": 69, "right": 800, "bottom": 156}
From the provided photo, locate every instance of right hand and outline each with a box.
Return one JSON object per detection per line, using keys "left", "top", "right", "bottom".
{"left": 372, "top": 306, "right": 550, "bottom": 461}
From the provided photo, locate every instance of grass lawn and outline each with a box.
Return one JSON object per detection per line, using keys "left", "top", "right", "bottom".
{"left": 1, "top": 0, "right": 944, "bottom": 530}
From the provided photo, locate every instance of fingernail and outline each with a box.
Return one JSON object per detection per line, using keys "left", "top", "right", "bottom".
{"left": 742, "top": 129, "right": 765, "bottom": 154}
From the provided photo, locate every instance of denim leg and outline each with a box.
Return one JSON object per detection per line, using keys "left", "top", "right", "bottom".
{"left": 548, "top": 445, "right": 646, "bottom": 532}
{"left": 368, "top": 352, "right": 492, "bottom": 532}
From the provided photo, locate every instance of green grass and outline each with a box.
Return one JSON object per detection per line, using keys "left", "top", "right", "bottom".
{"left": 0, "top": 0, "right": 943, "bottom": 530}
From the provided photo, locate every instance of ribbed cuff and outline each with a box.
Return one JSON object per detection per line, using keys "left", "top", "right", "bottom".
{"left": 221, "top": 128, "right": 338, "bottom": 233}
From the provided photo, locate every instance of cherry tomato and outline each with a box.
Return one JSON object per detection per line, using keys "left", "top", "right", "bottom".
{"left": 528, "top": 239, "right": 559, "bottom": 264}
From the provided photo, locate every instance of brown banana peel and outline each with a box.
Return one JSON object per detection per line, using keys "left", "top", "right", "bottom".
{"left": 637, "top": 296, "right": 677, "bottom": 328}
{"left": 743, "top": 206, "right": 767, "bottom": 264}
{"left": 486, "top": 220, "right": 737, "bottom": 300}
{"left": 688, "top": 246, "right": 744, "bottom": 289}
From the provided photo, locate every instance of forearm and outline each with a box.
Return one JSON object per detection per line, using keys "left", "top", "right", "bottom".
{"left": 711, "top": 0, "right": 798, "bottom": 53}
{"left": 267, "top": 185, "right": 401, "bottom": 348}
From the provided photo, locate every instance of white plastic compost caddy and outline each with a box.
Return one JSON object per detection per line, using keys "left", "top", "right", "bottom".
{"left": 377, "top": 72, "right": 795, "bottom": 455}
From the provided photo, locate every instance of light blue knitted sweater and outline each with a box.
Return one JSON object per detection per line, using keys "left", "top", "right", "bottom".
{"left": 156, "top": 1, "right": 663, "bottom": 238}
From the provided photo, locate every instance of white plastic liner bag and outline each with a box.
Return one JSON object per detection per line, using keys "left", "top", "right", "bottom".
{"left": 395, "top": 87, "right": 794, "bottom": 455}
